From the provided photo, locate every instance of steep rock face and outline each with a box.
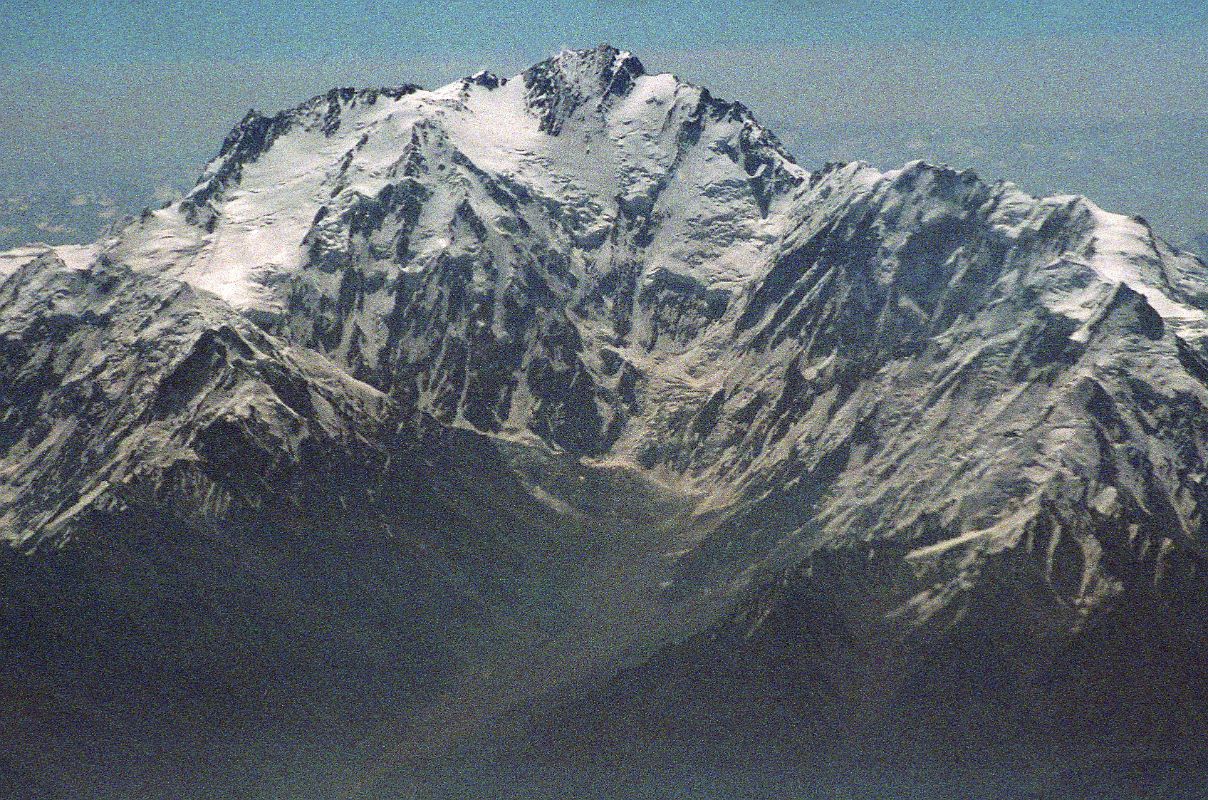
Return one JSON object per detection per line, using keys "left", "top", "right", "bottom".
{"left": 0, "top": 253, "right": 725, "bottom": 798}
{"left": 609, "top": 162, "right": 1208, "bottom": 765}
{"left": 522, "top": 45, "right": 646, "bottom": 134}
{"left": 659, "top": 161, "right": 1208, "bottom": 595}
{"left": 0, "top": 253, "right": 395, "bottom": 548}
{"left": 518, "top": 158, "right": 1208, "bottom": 771}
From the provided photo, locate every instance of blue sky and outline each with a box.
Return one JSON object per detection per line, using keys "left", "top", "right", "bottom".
{"left": 5, "top": 1, "right": 1205, "bottom": 64}
{"left": 0, "top": 2, "right": 1205, "bottom": 248}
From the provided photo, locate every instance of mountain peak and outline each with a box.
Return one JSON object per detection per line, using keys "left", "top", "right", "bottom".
{"left": 5, "top": 45, "right": 1208, "bottom": 796}
{"left": 522, "top": 44, "right": 646, "bottom": 133}
{"left": 464, "top": 69, "right": 504, "bottom": 90}
{"left": 549, "top": 43, "right": 645, "bottom": 82}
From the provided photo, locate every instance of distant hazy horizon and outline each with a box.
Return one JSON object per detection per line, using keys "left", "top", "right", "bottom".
{"left": 1, "top": 2, "right": 1205, "bottom": 250}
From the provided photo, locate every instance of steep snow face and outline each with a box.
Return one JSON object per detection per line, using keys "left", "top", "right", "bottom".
{"left": 0, "top": 242, "right": 101, "bottom": 278}
{"left": 98, "top": 45, "right": 806, "bottom": 452}
{"left": 106, "top": 45, "right": 802, "bottom": 311}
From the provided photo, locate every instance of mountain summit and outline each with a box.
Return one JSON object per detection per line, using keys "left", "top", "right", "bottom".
{"left": 1, "top": 47, "right": 1207, "bottom": 798}
{"left": 522, "top": 44, "right": 648, "bottom": 133}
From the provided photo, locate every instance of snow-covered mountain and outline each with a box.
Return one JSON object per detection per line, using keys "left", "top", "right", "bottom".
{"left": 2, "top": 45, "right": 1207, "bottom": 798}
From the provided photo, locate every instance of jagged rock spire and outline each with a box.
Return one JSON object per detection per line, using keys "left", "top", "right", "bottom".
{"left": 522, "top": 44, "right": 646, "bottom": 134}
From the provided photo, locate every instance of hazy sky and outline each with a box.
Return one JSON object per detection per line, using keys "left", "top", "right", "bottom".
{"left": 1, "top": 1, "right": 1205, "bottom": 247}
{"left": 5, "top": 1, "right": 1204, "bottom": 63}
